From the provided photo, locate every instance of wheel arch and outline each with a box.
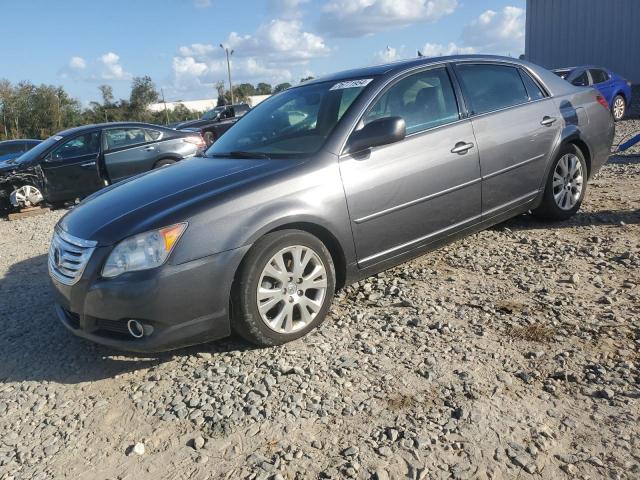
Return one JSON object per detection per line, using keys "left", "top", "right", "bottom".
{"left": 234, "top": 219, "right": 348, "bottom": 292}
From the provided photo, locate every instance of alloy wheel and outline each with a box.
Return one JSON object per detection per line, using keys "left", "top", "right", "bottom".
{"left": 552, "top": 153, "right": 583, "bottom": 210}
{"left": 10, "top": 185, "right": 43, "bottom": 208}
{"left": 613, "top": 97, "right": 625, "bottom": 120}
{"left": 256, "top": 245, "right": 328, "bottom": 334}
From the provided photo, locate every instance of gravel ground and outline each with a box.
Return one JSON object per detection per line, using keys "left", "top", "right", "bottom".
{"left": 1, "top": 117, "right": 639, "bottom": 480}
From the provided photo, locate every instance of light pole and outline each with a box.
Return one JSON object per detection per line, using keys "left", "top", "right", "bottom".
{"left": 219, "top": 44, "right": 234, "bottom": 105}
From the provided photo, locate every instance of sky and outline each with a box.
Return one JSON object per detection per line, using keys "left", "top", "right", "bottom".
{"left": 0, "top": 0, "right": 527, "bottom": 105}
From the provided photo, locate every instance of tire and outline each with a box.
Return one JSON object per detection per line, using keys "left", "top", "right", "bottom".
{"left": 153, "top": 159, "right": 176, "bottom": 169}
{"left": 533, "top": 144, "right": 587, "bottom": 220}
{"left": 611, "top": 95, "right": 626, "bottom": 122}
{"left": 203, "top": 131, "right": 216, "bottom": 146}
{"left": 232, "top": 229, "right": 336, "bottom": 346}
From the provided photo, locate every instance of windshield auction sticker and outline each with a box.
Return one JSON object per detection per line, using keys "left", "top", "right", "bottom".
{"left": 330, "top": 79, "right": 373, "bottom": 90}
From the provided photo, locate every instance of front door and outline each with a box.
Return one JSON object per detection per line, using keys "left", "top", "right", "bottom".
{"left": 41, "top": 131, "right": 103, "bottom": 203}
{"left": 454, "top": 63, "right": 561, "bottom": 216}
{"left": 340, "top": 66, "right": 481, "bottom": 267}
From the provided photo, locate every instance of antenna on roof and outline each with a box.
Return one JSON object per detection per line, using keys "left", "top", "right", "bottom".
{"left": 417, "top": 50, "right": 424, "bottom": 57}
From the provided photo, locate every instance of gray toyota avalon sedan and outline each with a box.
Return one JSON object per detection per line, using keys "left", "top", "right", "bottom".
{"left": 49, "top": 55, "right": 614, "bottom": 352}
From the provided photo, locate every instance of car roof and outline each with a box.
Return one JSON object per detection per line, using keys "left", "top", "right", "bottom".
{"left": 301, "top": 54, "right": 535, "bottom": 86}
{"left": 0, "top": 139, "right": 41, "bottom": 144}
{"left": 56, "top": 122, "right": 169, "bottom": 137}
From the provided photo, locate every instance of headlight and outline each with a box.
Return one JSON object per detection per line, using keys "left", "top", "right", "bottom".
{"left": 102, "top": 223, "right": 187, "bottom": 278}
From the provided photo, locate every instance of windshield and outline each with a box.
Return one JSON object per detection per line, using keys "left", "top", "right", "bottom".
{"left": 206, "top": 78, "right": 374, "bottom": 158}
{"left": 11, "top": 136, "right": 60, "bottom": 164}
{"left": 202, "top": 106, "right": 225, "bottom": 120}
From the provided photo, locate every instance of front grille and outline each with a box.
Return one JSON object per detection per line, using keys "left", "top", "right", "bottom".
{"left": 48, "top": 228, "right": 97, "bottom": 285}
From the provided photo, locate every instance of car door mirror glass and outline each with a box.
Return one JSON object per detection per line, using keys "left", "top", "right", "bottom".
{"left": 346, "top": 116, "right": 406, "bottom": 154}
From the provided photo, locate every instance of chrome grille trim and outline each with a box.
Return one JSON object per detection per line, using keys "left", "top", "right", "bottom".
{"left": 48, "top": 228, "right": 97, "bottom": 286}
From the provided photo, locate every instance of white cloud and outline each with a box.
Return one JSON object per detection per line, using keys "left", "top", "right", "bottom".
{"left": 319, "top": 0, "right": 458, "bottom": 37}
{"left": 268, "top": 0, "right": 308, "bottom": 17}
{"left": 373, "top": 46, "right": 402, "bottom": 64}
{"left": 194, "top": 0, "right": 212, "bottom": 7}
{"left": 69, "top": 56, "right": 86, "bottom": 70}
{"left": 99, "top": 52, "right": 130, "bottom": 80}
{"left": 171, "top": 19, "right": 328, "bottom": 98}
{"left": 420, "top": 42, "right": 475, "bottom": 57}
{"left": 462, "top": 6, "right": 525, "bottom": 55}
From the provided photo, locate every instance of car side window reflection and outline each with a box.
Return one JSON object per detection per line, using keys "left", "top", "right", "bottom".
{"left": 105, "top": 128, "right": 148, "bottom": 151}
{"left": 364, "top": 67, "right": 459, "bottom": 135}
{"left": 51, "top": 132, "right": 100, "bottom": 161}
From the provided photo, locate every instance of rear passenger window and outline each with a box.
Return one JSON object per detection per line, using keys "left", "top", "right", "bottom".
{"left": 572, "top": 71, "right": 590, "bottom": 87}
{"left": 364, "top": 67, "right": 459, "bottom": 135}
{"left": 519, "top": 70, "right": 545, "bottom": 100}
{"left": 104, "top": 128, "right": 148, "bottom": 151}
{"left": 589, "top": 69, "right": 609, "bottom": 84}
{"left": 456, "top": 64, "right": 529, "bottom": 115}
{"left": 145, "top": 129, "right": 163, "bottom": 141}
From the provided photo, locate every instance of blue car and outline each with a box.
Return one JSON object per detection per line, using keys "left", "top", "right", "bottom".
{"left": 0, "top": 139, "right": 41, "bottom": 165}
{"left": 553, "top": 66, "right": 632, "bottom": 121}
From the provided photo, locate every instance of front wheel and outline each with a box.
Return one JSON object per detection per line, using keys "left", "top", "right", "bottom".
{"left": 232, "top": 230, "right": 335, "bottom": 346}
{"left": 533, "top": 144, "right": 587, "bottom": 220}
{"left": 10, "top": 184, "right": 43, "bottom": 209}
{"left": 611, "top": 95, "right": 626, "bottom": 121}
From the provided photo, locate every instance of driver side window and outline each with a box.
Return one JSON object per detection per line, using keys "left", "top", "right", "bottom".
{"left": 364, "top": 67, "right": 459, "bottom": 135}
{"left": 51, "top": 132, "right": 100, "bottom": 161}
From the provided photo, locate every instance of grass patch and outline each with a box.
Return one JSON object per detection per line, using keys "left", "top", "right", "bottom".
{"left": 506, "top": 324, "right": 554, "bottom": 343}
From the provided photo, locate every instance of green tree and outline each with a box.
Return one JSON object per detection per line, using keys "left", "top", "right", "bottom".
{"left": 300, "top": 76, "right": 314, "bottom": 83}
{"left": 129, "top": 76, "right": 159, "bottom": 116}
{"left": 273, "top": 82, "right": 292, "bottom": 93}
{"left": 256, "top": 82, "right": 273, "bottom": 95}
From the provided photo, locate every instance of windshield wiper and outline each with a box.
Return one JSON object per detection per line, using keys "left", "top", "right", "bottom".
{"left": 209, "top": 150, "right": 272, "bottom": 159}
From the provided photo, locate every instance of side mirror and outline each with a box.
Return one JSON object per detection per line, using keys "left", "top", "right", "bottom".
{"left": 345, "top": 116, "right": 406, "bottom": 154}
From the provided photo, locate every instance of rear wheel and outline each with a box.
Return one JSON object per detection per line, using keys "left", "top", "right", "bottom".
{"left": 153, "top": 159, "right": 176, "bottom": 169}
{"left": 612, "top": 95, "right": 626, "bottom": 121}
{"left": 232, "top": 230, "right": 335, "bottom": 346}
{"left": 533, "top": 144, "right": 587, "bottom": 220}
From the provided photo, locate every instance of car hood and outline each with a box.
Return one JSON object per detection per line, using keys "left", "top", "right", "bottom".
{"left": 0, "top": 156, "right": 31, "bottom": 174}
{"left": 175, "top": 119, "right": 212, "bottom": 129}
{"left": 58, "top": 155, "right": 297, "bottom": 245}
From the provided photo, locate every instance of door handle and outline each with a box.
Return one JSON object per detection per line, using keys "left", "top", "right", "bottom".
{"left": 143, "top": 146, "right": 156, "bottom": 151}
{"left": 540, "top": 116, "right": 557, "bottom": 126}
{"left": 451, "top": 142, "right": 474, "bottom": 155}
{"left": 80, "top": 161, "right": 96, "bottom": 168}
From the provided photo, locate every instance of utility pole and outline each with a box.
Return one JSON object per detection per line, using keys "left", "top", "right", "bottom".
{"left": 219, "top": 44, "right": 235, "bottom": 105}
{"left": 161, "top": 88, "right": 170, "bottom": 125}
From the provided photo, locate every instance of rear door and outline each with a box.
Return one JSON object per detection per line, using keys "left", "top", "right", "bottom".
{"left": 453, "top": 62, "right": 561, "bottom": 217}
{"left": 102, "top": 127, "right": 160, "bottom": 183}
{"left": 340, "top": 65, "right": 481, "bottom": 266}
{"left": 41, "top": 131, "right": 103, "bottom": 202}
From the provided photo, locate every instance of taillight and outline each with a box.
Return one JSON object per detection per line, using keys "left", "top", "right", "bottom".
{"left": 184, "top": 135, "right": 206, "bottom": 149}
{"left": 596, "top": 95, "right": 609, "bottom": 110}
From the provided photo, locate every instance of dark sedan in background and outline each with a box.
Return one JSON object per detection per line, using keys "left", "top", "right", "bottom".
{"left": 0, "top": 122, "right": 204, "bottom": 210}
{"left": 174, "top": 103, "right": 251, "bottom": 146}
{"left": 0, "top": 139, "right": 41, "bottom": 163}
{"left": 553, "top": 66, "right": 632, "bottom": 121}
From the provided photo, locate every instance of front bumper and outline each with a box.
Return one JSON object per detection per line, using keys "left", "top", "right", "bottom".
{"left": 51, "top": 245, "right": 249, "bottom": 352}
